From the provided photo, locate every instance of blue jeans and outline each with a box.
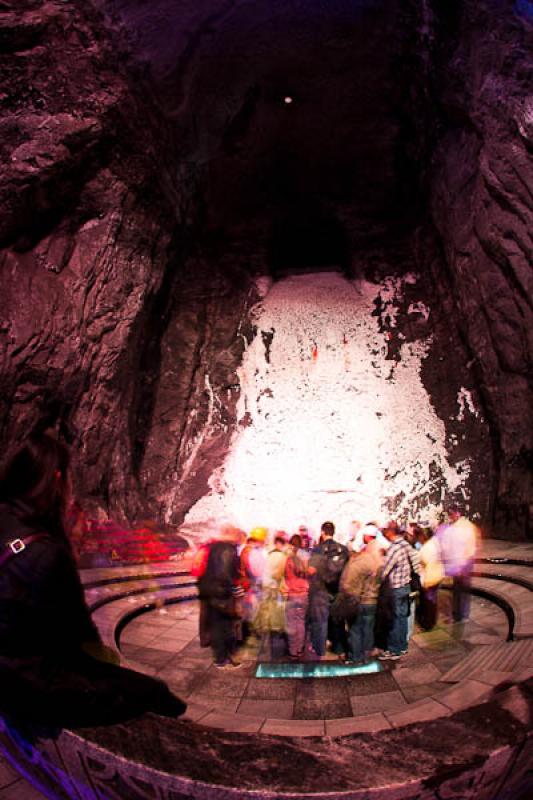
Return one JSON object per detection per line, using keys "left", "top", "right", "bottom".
{"left": 453, "top": 571, "right": 472, "bottom": 621}
{"left": 307, "top": 591, "right": 329, "bottom": 656}
{"left": 286, "top": 596, "right": 308, "bottom": 657}
{"left": 347, "top": 604, "right": 376, "bottom": 661}
{"left": 387, "top": 585, "right": 410, "bottom": 655}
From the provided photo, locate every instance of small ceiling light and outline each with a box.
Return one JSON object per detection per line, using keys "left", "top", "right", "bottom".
{"left": 284, "top": 96, "right": 293, "bottom": 104}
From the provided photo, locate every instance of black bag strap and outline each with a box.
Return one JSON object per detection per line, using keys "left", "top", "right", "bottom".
{"left": 0, "top": 533, "right": 47, "bottom": 567}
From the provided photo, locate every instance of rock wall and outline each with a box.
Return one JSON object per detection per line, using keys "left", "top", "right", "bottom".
{"left": 137, "top": 249, "right": 258, "bottom": 526}
{"left": 0, "top": 0, "right": 183, "bottom": 519}
{"left": 1, "top": 0, "right": 531, "bottom": 537}
{"left": 429, "top": 0, "right": 533, "bottom": 537}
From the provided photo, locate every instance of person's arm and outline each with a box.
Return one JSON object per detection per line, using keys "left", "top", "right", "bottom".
{"left": 380, "top": 544, "right": 398, "bottom": 581}
{"left": 406, "top": 542, "right": 421, "bottom": 575}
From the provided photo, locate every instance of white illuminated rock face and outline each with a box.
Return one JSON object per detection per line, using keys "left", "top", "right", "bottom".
{"left": 184, "top": 272, "right": 471, "bottom": 538}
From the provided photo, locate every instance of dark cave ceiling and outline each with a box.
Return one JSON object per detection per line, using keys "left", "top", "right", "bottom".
{"left": 98, "top": 0, "right": 428, "bottom": 234}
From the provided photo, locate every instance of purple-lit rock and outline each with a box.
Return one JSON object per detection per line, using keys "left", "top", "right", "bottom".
{"left": 0, "top": 0, "right": 531, "bottom": 539}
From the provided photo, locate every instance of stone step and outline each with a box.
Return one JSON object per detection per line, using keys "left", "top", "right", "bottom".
{"left": 440, "top": 639, "right": 533, "bottom": 683}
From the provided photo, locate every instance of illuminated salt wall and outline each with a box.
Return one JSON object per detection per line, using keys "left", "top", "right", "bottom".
{"left": 184, "top": 271, "right": 476, "bottom": 538}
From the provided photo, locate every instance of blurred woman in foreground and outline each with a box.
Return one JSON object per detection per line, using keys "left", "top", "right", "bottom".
{"left": 0, "top": 431, "right": 186, "bottom": 729}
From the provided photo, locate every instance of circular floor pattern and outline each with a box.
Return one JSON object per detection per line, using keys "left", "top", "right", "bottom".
{"left": 84, "top": 538, "right": 533, "bottom": 737}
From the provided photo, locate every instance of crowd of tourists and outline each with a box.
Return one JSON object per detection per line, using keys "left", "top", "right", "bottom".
{"left": 193, "top": 513, "right": 480, "bottom": 669}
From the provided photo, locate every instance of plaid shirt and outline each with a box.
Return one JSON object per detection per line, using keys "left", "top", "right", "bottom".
{"left": 381, "top": 537, "right": 420, "bottom": 589}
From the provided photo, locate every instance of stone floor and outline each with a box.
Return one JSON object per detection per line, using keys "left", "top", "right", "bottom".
{"left": 2, "top": 538, "right": 532, "bottom": 797}
{"left": 115, "top": 593, "right": 514, "bottom": 734}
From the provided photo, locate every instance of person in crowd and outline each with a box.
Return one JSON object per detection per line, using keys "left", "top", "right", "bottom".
{"left": 340, "top": 526, "right": 383, "bottom": 664}
{"left": 254, "top": 532, "right": 288, "bottom": 657}
{"left": 378, "top": 521, "right": 421, "bottom": 660}
{"left": 297, "top": 524, "right": 313, "bottom": 551}
{"left": 239, "top": 526, "right": 267, "bottom": 638}
{"left": 263, "top": 531, "right": 288, "bottom": 588}
{"left": 406, "top": 522, "right": 424, "bottom": 549}
{"left": 346, "top": 519, "right": 363, "bottom": 552}
{"left": 283, "top": 534, "right": 314, "bottom": 659}
{"left": 417, "top": 527, "right": 444, "bottom": 630}
{"left": 190, "top": 537, "right": 214, "bottom": 647}
{"left": 0, "top": 431, "right": 187, "bottom": 728}
{"left": 437, "top": 506, "right": 479, "bottom": 622}
{"left": 197, "top": 525, "right": 244, "bottom": 669}
{"left": 308, "top": 521, "right": 349, "bottom": 658}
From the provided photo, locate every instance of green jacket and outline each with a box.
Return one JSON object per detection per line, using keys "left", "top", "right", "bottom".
{"left": 340, "top": 550, "right": 382, "bottom": 604}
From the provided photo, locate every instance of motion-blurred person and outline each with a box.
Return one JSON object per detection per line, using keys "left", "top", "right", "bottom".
{"left": 417, "top": 528, "right": 444, "bottom": 630}
{"left": 346, "top": 519, "right": 363, "bottom": 551}
{"left": 0, "top": 431, "right": 186, "bottom": 728}
{"left": 255, "top": 532, "right": 288, "bottom": 656}
{"left": 283, "top": 534, "right": 314, "bottom": 659}
{"left": 263, "top": 531, "right": 288, "bottom": 588}
{"left": 378, "top": 521, "right": 421, "bottom": 660}
{"left": 438, "top": 507, "right": 479, "bottom": 622}
{"left": 239, "top": 526, "right": 267, "bottom": 637}
{"left": 190, "top": 538, "right": 213, "bottom": 647}
{"left": 198, "top": 525, "right": 244, "bottom": 669}
{"left": 340, "top": 526, "right": 383, "bottom": 664}
{"left": 297, "top": 524, "right": 313, "bottom": 550}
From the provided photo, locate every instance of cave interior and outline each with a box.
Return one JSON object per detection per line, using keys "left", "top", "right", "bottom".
{"left": 0, "top": 0, "right": 532, "bottom": 539}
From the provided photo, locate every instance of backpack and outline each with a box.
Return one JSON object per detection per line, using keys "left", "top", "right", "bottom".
{"left": 322, "top": 540, "right": 349, "bottom": 588}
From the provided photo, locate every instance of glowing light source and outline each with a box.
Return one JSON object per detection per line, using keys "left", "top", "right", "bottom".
{"left": 256, "top": 660, "right": 383, "bottom": 679}
{"left": 284, "top": 96, "right": 293, "bottom": 104}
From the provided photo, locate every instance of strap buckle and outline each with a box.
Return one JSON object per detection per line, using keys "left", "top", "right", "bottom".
{"left": 8, "top": 538, "right": 25, "bottom": 555}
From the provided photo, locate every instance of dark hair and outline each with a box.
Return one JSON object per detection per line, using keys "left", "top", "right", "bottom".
{"left": 321, "top": 521, "right": 335, "bottom": 537}
{"left": 0, "top": 431, "right": 71, "bottom": 527}
{"left": 288, "top": 534, "right": 308, "bottom": 578}
{"left": 289, "top": 534, "right": 302, "bottom": 549}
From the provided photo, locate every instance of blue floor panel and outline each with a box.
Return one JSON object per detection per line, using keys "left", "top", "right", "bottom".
{"left": 255, "top": 660, "right": 383, "bottom": 679}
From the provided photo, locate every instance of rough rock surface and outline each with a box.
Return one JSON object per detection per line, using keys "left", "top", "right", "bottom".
{"left": 81, "top": 680, "right": 533, "bottom": 793}
{"left": 0, "top": 0, "right": 531, "bottom": 537}
{"left": 429, "top": 0, "right": 533, "bottom": 538}
{"left": 0, "top": 0, "right": 254, "bottom": 523}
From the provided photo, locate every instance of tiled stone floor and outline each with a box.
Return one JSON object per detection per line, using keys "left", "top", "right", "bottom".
{"left": 117, "top": 594, "right": 509, "bottom": 724}
{"left": 3, "top": 539, "right": 532, "bottom": 797}
{"left": 82, "top": 538, "right": 533, "bottom": 736}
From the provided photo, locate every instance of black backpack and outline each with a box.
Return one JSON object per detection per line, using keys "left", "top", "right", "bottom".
{"left": 321, "top": 539, "right": 349, "bottom": 589}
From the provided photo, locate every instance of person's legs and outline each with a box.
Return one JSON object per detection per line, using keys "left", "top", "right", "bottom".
{"left": 308, "top": 593, "right": 329, "bottom": 656}
{"left": 387, "top": 586, "right": 410, "bottom": 655}
{"left": 407, "top": 592, "right": 417, "bottom": 639}
{"left": 199, "top": 599, "right": 211, "bottom": 647}
{"left": 328, "top": 608, "right": 347, "bottom": 655}
{"left": 286, "top": 596, "right": 308, "bottom": 657}
{"left": 346, "top": 614, "right": 360, "bottom": 661}
{"left": 419, "top": 586, "right": 439, "bottom": 630}
{"left": 361, "top": 604, "right": 377, "bottom": 659}
{"left": 208, "top": 605, "right": 234, "bottom": 664}
{"left": 453, "top": 569, "right": 472, "bottom": 621}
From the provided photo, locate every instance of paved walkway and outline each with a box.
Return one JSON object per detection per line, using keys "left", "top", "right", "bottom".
{"left": 2, "top": 538, "right": 532, "bottom": 798}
